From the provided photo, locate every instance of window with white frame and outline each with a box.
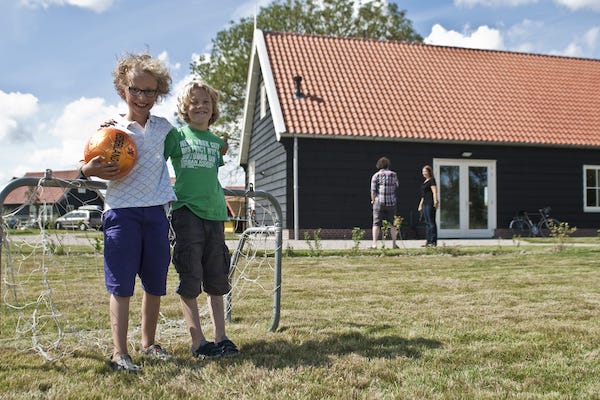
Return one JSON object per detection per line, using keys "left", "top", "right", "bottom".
{"left": 583, "top": 165, "right": 600, "bottom": 212}
{"left": 259, "top": 82, "right": 266, "bottom": 119}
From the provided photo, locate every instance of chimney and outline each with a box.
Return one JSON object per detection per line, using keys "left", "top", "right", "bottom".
{"left": 292, "top": 75, "right": 306, "bottom": 99}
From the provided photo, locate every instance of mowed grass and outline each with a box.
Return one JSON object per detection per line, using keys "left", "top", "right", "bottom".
{"left": 1, "top": 242, "right": 599, "bottom": 399}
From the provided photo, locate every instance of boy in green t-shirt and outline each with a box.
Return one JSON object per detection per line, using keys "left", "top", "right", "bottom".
{"left": 164, "top": 81, "right": 238, "bottom": 358}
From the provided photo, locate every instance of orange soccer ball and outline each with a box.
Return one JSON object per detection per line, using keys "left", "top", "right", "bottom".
{"left": 84, "top": 127, "right": 137, "bottom": 179}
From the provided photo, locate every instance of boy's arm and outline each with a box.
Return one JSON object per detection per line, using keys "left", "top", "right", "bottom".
{"left": 164, "top": 128, "right": 176, "bottom": 160}
{"left": 220, "top": 141, "right": 229, "bottom": 156}
{"left": 220, "top": 134, "right": 228, "bottom": 156}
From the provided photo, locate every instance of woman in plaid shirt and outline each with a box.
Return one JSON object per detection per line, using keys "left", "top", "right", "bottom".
{"left": 370, "top": 157, "right": 399, "bottom": 249}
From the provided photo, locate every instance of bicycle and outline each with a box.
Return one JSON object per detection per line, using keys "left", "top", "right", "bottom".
{"left": 509, "top": 206, "right": 561, "bottom": 237}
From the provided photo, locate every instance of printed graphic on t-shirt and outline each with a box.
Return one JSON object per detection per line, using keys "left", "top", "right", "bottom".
{"left": 180, "top": 138, "right": 220, "bottom": 169}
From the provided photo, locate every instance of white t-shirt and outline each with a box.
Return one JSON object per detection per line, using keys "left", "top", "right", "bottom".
{"left": 104, "top": 114, "right": 176, "bottom": 210}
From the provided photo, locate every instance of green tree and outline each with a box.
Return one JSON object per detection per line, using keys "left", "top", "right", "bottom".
{"left": 191, "top": 0, "right": 422, "bottom": 146}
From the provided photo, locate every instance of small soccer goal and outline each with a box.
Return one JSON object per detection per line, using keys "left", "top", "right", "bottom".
{"left": 0, "top": 170, "right": 282, "bottom": 362}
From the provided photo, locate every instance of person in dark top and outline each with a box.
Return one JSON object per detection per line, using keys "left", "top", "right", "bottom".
{"left": 417, "top": 165, "right": 439, "bottom": 247}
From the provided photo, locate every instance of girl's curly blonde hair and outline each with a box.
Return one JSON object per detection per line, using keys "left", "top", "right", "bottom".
{"left": 113, "top": 52, "right": 171, "bottom": 101}
{"left": 177, "top": 80, "right": 220, "bottom": 126}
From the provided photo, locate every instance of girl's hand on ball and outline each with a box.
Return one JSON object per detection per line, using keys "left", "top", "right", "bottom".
{"left": 85, "top": 156, "right": 122, "bottom": 180}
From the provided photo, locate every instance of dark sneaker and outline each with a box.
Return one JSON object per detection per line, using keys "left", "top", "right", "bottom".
{"left": 142, "top": 344, "right": 173, "bottom": 361}
{"left": 110, "top": 354, "right": 141, "bottom": 374}
{"left": 192, "top": 341, "right": 222, "bottom": 359}
{"left": 217, "top": 339, "right": 239, "bottom": 357}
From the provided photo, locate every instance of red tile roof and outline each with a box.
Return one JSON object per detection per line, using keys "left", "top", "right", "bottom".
{"left": 3, "top": 170, "right": 79, "bottom": 205}
{"left": 263, "top": 31, "right": 600, "bottom": 147}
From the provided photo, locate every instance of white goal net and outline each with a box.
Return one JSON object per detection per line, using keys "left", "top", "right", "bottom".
{"left": 0, "top": 170, "right": 282, "bottom": 362}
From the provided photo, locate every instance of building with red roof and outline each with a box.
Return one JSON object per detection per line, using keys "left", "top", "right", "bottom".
{"left": 1, "top": 170, "right": 103, "bottom": 228}
{"left": 239, "top": 30, "right": 600, "bottom": 238}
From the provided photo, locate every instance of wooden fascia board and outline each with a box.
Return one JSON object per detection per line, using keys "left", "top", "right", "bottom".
{"left": 276, "top": 132, "right": 600, "bottom": 149}
{"left": 239, "top": 29, "right": 286, "bottom": 166}
{"left": 238, "top": 33, "right": 259, "bottom": 166}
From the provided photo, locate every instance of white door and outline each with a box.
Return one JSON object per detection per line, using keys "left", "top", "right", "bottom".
{"left": 434, "top": 159, "right": 497, "bottom": 238}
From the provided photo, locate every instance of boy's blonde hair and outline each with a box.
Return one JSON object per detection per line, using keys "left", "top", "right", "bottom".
{"left": 113, "top": 52, "right": 171, "bottom": 100}
{"left": 177, "top": 80, "right": 220, "bottom": 126}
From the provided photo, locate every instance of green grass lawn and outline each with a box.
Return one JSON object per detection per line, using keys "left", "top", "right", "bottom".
{"left": 1, "top": 242, "right": 599, "bottom": 399}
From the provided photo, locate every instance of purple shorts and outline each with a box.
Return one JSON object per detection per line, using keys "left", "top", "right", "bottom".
{"left": 102, "top": 206, "right": 171, "bottom": 297}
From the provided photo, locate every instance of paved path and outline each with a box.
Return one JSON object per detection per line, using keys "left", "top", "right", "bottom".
{"left": 11, "top": 234, "right": 594, "bottom": 251}
{"left": 316, "top": 238, "right": 518, "bottom": 250}
{"left": 6, "top": 234, "right": 514, "bottom": 249}
{"left": 226, "top": 238, "right": 522, "bottom": 250}
{"left": 277, "top": 238, "right": 600, "bottom": 250}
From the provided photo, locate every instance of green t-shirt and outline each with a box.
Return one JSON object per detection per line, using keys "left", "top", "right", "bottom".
{"left": 164, "top": 126, "right": 228, "bottom": 221}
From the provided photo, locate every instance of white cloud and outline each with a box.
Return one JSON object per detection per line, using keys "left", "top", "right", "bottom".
{"left": 507, "top": 18, "right": 543, "bottom": 40}
{"left": 425, "top": 24, "right": 505, "bottom": 50}
{"left": 554, "top": 0, "right": 600, "bottom": 11}
{"left": 456, "top": 0, "right": 600, "bottom": 10}
{"left": 233, "top": 0, "right": 275, "bottom": 20}
{"left": 50, "top": 97, "right": 118, "bottom": 140}
{"left": 0, "top": 90, "right": 39, "bottom": 141}
{"left": 454, "top": 0, "right": 537, "bottom": 6}
{"left": 38, "top": 97, "right": 121, "bottom": 172}
{"left": 512, "top": 42, "right": 536, "bottom": 52}
{"left": 0, "top": 91, "right": 38, "bottom": 118}
{"left": 549, "top": 26, "right": 600, "bottom": 57}
{"left": 19, "top": 0, "right": 115, "bottom": 13}
{"left": 584, "top": 26, "right": 600, "bottom": 48}
{"left": 0, "top": 96, "right": 120, "bottom": 184}
{"left": 505, "top": 19, "right": 544, "bottom": 53}
{"left": 157, "top": 51, "right": 181, "bottom": 73}
{"left": 551, "top": 42, "right": 584, "bottom": 56}
{"left": 153, "top": 81, "right": 186, "bottom": 126}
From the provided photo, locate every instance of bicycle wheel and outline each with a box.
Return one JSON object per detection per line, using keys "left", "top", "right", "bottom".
{"left": 538, "top": 218, "right": 560, "bottom": 237}
{"left": 509, "top": 218, "right": 532, "bottom": 237}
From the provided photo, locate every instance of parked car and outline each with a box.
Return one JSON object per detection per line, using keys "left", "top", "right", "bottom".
{"left": 4, "top": 216, "right": 20, "bottom": 229}
{"left": 54, "top": 209, "right": 102, "bottom": 230}
{"left": 78, "top": 205, "right": 103, "bottom": 212}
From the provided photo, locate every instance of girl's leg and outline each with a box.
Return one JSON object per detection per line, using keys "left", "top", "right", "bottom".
{"left": 110, "top": 294, "right": 131, "bottom": 357}
{"left": 141, "top": 292, "right": 161, "bottom": 349}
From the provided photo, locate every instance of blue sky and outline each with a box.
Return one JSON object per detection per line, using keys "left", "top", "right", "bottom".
{"left": 1, "top": 0, "right": 599, "bottom": 187}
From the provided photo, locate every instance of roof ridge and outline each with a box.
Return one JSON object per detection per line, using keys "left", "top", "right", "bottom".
{"left": 262, "top": 29, "right": 600, "bottom": 62}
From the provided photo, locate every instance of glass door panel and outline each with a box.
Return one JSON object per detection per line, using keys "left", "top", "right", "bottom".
{"left": 440, "top": 165, "right": 459, "bottom": 229}
{"left": 468, "top": 166, "right": 488, "bottom": 229}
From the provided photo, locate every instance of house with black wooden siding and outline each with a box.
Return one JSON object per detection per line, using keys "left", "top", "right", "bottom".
{"left": 239, "top": 30, "right": 600, "bottom": 239}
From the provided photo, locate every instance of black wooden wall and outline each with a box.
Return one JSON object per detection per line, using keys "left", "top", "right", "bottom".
{"left": 282, "top": 138, "right": 600, "bottom": 233}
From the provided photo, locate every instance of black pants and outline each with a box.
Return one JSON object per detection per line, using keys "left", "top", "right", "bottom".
{"left": 422, "top": 205, "right": 437, "bottom": 244}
